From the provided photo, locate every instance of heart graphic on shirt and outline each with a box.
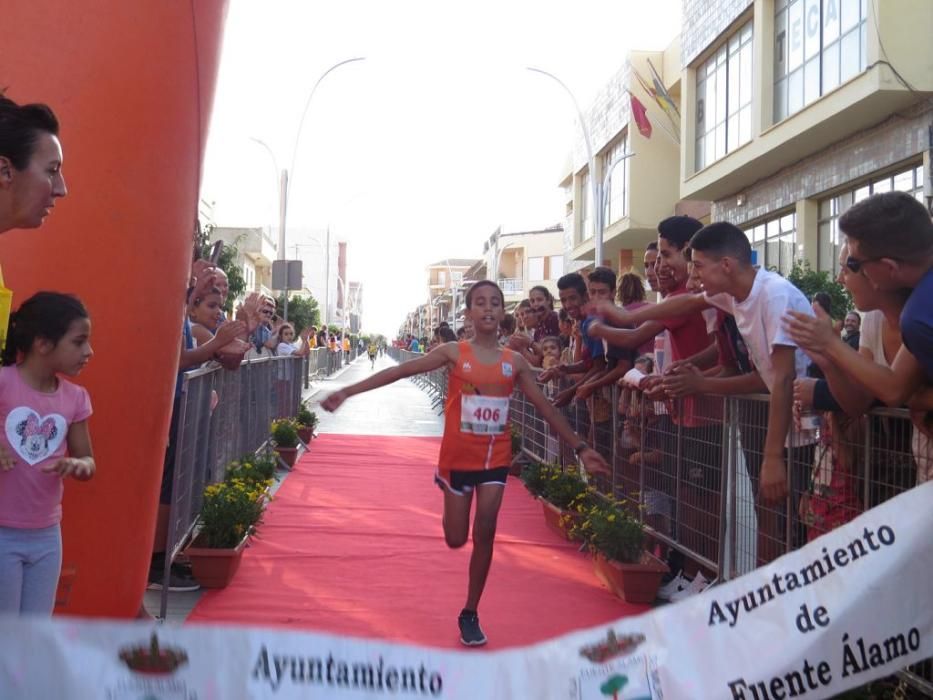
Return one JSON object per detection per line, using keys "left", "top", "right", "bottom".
{"left": 5, "top": 407, "right": 67, "bottom": 466}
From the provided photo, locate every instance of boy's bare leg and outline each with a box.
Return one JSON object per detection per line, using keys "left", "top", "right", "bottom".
{"left": 465, "top": 484, "right": 505, "bottom": 611}
{"left": 441, "top": 487, "right": 473, "bottom": 549}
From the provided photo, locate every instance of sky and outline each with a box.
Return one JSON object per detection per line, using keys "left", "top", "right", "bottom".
{"left": 200, "top": 0, "right": 682, "bottom": 336}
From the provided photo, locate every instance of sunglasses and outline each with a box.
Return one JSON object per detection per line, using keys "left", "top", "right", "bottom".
{"left": 844, "top": 255, "right": 882, "bottom": 274}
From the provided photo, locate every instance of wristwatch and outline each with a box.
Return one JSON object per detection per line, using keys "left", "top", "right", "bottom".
{"left": 573, "top": 441, "right": 589, "bottom": 456}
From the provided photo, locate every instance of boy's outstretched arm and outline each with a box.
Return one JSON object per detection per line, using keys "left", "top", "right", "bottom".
{"left": 320, "top": 342, "right": 456, "bottom": 412}
{"left": 513, "top": 355, "right": 610, "bottom": 475}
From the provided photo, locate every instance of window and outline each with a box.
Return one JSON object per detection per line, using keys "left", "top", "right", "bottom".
{"left": 745, "top": 211, "right": 798, "bottom": 275}
{"left": 604, "top": 136, "right": 629, "bottom": 225}
{"left": 437, "top": 270, "right": 446, "bottom": 287}
{"left": 580, "top": 170, "right": 592, "bottom": 241}
{"left": 528, "top": 256, "right": 545, "bottom": 281}
{"left": 817, "top": 164, "right": 925, "bottom": 273}
{"left": 774, "top": 0, "right": 868, "bottom": 122}
{"left": 549, "top": 255, "right": 565, "bottom": 280}
{"left": 696, "top": 21, "right": 753, "bottom": 171}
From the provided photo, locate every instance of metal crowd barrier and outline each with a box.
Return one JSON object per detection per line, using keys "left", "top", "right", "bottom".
{"left": 388, "top": 347, "right": 449, "bottom": 414}
{"left": 157, "top": 354, "right": 306, "bottom": 619}
{"left": 403, "top": 361, "right": 932, "bottom": 695}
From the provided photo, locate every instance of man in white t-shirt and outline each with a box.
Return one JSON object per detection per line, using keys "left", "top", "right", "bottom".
{"left": 594, "top": 222, "right": 817, "bottom": 555}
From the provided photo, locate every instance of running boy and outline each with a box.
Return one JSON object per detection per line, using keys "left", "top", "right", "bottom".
{"left": 321, "top": 280, "right": 609, "bottom": 647}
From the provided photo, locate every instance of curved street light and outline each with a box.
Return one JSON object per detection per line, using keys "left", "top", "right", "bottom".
{"left": 287, "top": 56, "right": 367, "bottom": 205}
{"left": 526, "top": 66, "right": 602, "bottom": 267}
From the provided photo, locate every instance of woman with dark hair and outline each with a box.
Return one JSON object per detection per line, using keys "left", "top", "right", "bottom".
{"left": 529, "top": 285, "right": 559, "bottom": 342}
{"left": 0, "top": 95, "right": 68, "bottom": 485}
{"left": 0, "top": 95, "right": 67, "bottom": 235}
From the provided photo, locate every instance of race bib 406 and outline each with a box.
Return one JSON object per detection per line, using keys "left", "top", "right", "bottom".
{"left": 460, "top": 395, "right": 509, "bottom": 435}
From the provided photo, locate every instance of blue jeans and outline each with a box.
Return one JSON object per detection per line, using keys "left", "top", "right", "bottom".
{"left": 0, "top": 524, "right": 62, "bottom": 615}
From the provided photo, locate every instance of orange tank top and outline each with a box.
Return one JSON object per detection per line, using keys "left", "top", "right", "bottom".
{"left": 437, "top": 341, "right": 516, "bottom": 471}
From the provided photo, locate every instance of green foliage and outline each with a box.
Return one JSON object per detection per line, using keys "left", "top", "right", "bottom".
{"left": 511, "top": 425, "right": 522, "bottom": 456}
{"left": 225, "top": 452, "right": 277, "bottom": 485}
{"left": 539, "top": 467, "right": 590, "bottom": 510}
{"left": 270, "top": 418, "right": 301, "bottom": 448}
{"left": 571, "top": 498, "right": 644, "bottom": 564}
{"left": 600, "top": 674, "right": 628, "bottom": 697}
{"left": 198, "top": 225, "right": 247, "bottom": 313}
{"left": 296, "top": 399, "right": 318, "bottom": 431}
{"left": 199, "top": 478, "right": 269, "bottom": 548}
{"left": 519, "top": 462, "right": 553, "bottom": 498}
{"left": 787, "top": 260, "right": 852, "bottom": 318}
{"left": 275, "top": 292, "right": 320, "bottom": 334}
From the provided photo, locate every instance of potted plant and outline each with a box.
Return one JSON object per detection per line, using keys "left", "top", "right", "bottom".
{"left": 519, "top": 461, "right": 552, "bottom": 498}
{"left": 571, "top": 498, "right": 668, "bottom": 604}
{"left": 270, "top": 418, "right": 301, "bottom": 467}
{"left": 184, "top": 477, "right": 270, "bottom": 588}
{"left": 537, "top": 466, "right": 590, "bottom": 541}
{"left": 296, "top": 401, "right": 319, "bottom": 446}
{"left": 225, "top": 452, "right": 277, "bottom": 503}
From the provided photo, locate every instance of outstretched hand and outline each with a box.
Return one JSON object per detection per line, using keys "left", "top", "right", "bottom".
{"left": 320, "top": 390, "right": 348, "bottom": 412}
{"left": 661, "top": 362, "right": 703, "bottom": 397}
{"left": 579, "top": 447, "right": 610, "bottom": 476}
{"left": 235, "top": 292, "right": 264, "bottom": 334}
{"left": 784, "top": 305, "right": 835, "bottom": 354}
{"left": 214, "top": 320, "right": 246, "bottom": 346}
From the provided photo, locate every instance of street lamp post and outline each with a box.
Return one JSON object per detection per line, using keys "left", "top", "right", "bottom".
{"left": 250, "top": 57, "right": 365, "bottom": 318}
{"left": 527, "top": 67, "right": 603, "bottom": 267}
{"left": 285, "top": 57, "right": 366, "bottom": 257}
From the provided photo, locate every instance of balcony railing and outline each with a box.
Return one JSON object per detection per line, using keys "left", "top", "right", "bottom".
{"left": 499, "top": 277, "right": 523, "bottom": 294}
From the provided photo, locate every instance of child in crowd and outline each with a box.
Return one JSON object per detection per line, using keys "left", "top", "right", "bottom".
{"left": 539, "top": 336, "right": 561, "bottom": 371}
{"left": 275, "top": 324, "right": 310, "bottom": 357}
{"left": 539, "top": 336, "right": 562, "bottom": 393}
{"left": 498, "top": 313, "right": 516, "bottom": 345}
{"left": 0, "top": 293, "right": 95, "bottom": 615}
{"left": 188, "top": 286, "right": 225, "bottom": 347}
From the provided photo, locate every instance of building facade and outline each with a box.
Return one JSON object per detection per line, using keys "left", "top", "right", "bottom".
{"left": 210, "top": 226, "right": 278, "bottom": 299}
{"left": 680, "top": 0, "right": 933, "bottom": 275}
{"left": 561, "top": 44, "right": 686, "bottom": 275}
{"left": 482, "top": 225, "right": 566, "bottom": 306}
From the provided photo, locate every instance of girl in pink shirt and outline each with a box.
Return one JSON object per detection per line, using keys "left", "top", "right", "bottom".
{"left": 0, "top": 292, "right": 95, "bottom": 614}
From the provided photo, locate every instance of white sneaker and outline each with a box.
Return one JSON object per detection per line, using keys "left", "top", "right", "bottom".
{"left": 656, "top": 571, "right": 688, "bottom": 601}
{"left": 669, "top": 572, "right": 712, "bottom": 602}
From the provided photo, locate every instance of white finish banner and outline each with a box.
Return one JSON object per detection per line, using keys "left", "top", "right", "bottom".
{"left": 1, "top": 482, "right": 931, "bottom": 699}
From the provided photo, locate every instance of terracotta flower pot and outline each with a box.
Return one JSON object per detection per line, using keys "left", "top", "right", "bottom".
{"left": 184, "top": 533, "right": 249, "bottom": 589}
{"left": 592, "top": 551, "right": 669, "bottom": 604}
{"left": 540, "top": 499, "right": 580, "bottom": 541}
{"left": 297, "top": 427, "right": 315, "bottom": 445}
{"left": 275, "top": 446, "right": 299, "bottom": 467}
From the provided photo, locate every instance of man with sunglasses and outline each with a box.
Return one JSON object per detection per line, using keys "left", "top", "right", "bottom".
{"left": 785, "top": 192, "right": 933, "bottom": 413}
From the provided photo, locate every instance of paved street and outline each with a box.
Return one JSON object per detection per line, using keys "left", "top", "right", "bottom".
{"left": 305, "top": 354, "right": 444, "bottom": 436}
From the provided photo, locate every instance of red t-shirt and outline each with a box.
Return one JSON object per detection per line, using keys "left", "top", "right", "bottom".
{"left": 659, "top": 286, "right": 718, "bottom": 427}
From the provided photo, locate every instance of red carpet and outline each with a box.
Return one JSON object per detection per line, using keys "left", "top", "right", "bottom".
{"left": 187, "top": 434, "right": 647, "bottom": 649}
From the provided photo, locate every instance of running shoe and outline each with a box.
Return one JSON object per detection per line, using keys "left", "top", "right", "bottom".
{"left": 147, "top": 564, "right": 200, "bottom": 592}
{"left": 656, "top": 571, "right": 688, "bottom": 601}
{"left": 458, "top": 610, "right": 487, "bottom": 647}
{"left": 669, "top": 572, "right": 711, "bottom": 602}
